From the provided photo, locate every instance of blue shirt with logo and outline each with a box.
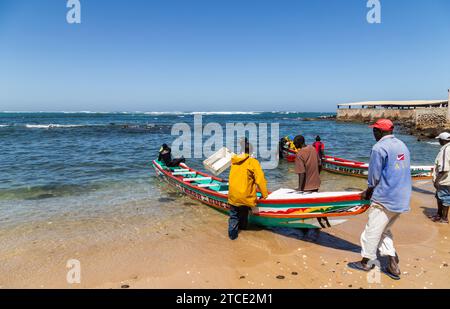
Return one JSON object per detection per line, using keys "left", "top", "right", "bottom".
{"left": 368, "top": 135, "right": 412, "bottom": 213}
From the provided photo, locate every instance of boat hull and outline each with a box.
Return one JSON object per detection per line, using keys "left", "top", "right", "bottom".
{"left": 153, "top": 160, "right": 370, "bottom": 229}
{"left": 281, "top": 148, "right": 433, "bottom": 180}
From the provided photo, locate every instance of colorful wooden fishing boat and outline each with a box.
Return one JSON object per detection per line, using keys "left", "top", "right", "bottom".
{"left": 152, "top": 160, "right": 370, "bottom": 229}
{"left": 281, "top": 147, "right": 433, "bottom": 180}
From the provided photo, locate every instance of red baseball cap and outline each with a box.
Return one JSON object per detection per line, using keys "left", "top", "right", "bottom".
{"left": 369, "top": 119, "right": 394, "bottom": 132}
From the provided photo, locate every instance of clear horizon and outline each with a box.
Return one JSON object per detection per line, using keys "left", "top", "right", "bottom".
{"left": 1, "top": 0, "right": 449, "bottom": 112}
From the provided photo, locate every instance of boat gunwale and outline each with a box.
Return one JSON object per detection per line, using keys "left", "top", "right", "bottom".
{"left": 282, "top": 148, "right": 433, "bottom": 176}
{"left": 152, "top": 160, "right": 366, "bottom": 205}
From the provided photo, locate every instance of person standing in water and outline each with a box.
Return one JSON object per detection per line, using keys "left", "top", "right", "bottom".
{"left": 348, "top": 119, "right": 412, "bottom": 280}
{"left": 312, "top": 136, "right": 325, "bottom": 160}
{"left": 293, "top": 135, "right": 321, "bottom": 192}
{"left": 227, "top": 138, "right": 269, "bottom": 240}
{"left": 431, "top": 132, "right": 450, "bottom": 224}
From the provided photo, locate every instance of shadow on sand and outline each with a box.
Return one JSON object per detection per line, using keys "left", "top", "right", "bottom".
{"left": 421, "top": 206, "right": 437, "bottom": 219}
{"left": 266, "top": 227, "right": 361, "bottom": 254}
{"left": 413, "top": 186, "right": 435, "bottom": 196}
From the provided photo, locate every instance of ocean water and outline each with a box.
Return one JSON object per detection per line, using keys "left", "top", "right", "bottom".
{"left": 0, "top": 112, "right": 440, "bottom": 228}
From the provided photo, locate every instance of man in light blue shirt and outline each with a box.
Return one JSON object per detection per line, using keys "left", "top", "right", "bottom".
{"left": 348, "top": 119, "right": 411, "bottom": 280}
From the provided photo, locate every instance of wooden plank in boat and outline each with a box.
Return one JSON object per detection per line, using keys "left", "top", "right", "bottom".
{"left": 172, "top": 171, "right": 196, "bottom": 175}
{"left": 197, "top": 183, "right": 228, "bottom": 188}
{"left": 183, "top": 177, "right": 212, "bottom": 182}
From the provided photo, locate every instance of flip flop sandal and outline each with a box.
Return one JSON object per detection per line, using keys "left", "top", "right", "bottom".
{"left": 347, "top": 262, "right": 373, "bottom": 273}
{"left": 382, "top": 267, "right": 401, "bottom": 280}
{"left": 438, "top": 219, "right": 449, "bottom": 224}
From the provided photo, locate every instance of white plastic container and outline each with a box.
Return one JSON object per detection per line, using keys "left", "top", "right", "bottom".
{"left": 203, "top": 147, "right": 235, "bottom": 176}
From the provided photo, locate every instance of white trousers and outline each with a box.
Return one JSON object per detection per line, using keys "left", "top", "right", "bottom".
{"left": 360, "top": 203, "right": 400, "bottom": 260}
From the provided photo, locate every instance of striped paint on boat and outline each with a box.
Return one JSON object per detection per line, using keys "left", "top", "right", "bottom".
{"left": 281, "top": 148, "right": 433, "bottom": 180}
{"left": 152, "top": 160, "right": 370, "bottom": 229}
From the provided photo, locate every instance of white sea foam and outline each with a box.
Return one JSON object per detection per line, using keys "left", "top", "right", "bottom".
{"left": 427, "top": 141, "right": 440, "bottom": 146}
{"left": 143, "top": 111, "right": 262, "bottom": 116}
{"left": 192, "top": 111, "right": 262, "bottom": 115}
{"left": 272, "top": 111, "right": 299, "bottom": 114}
{"left": 144, "top": 111, "right": 185, "bottom": 115}
{"left": 25, "top": 124, "right": 84, "bottom": 129}
{"left": 2, "top": 111, "right": 270, "bottom": 115}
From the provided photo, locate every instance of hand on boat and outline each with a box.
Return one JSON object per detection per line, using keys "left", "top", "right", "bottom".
{"left": 362, "top": 188, "right": 374, "bottom": 200}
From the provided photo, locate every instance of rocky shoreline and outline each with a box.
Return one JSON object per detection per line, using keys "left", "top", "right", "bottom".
{"left": 401, "top": 123, "right": 445, "bottom": 140}
{"left": 337, "top": 118, "right": 447, "bottom": 141}
{"left": 302, "top": 115, "right": 337, "bottom": 121}
{"left": 303, "top": 114, "right": 447, "bottom": 140}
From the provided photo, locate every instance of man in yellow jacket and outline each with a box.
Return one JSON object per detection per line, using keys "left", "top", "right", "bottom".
{"left": 228, "top": 139, "right": 269, "bottom": 240}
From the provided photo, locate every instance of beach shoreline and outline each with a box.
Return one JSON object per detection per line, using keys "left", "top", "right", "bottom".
{"left": 1, "top": 178, "right": 448, "bottom": 289}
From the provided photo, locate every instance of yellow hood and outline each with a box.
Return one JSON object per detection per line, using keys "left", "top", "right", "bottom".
{"left": 228, "top": 154, "right": 269, "bottom": 207}
{"left": 231, "top": 153, "right": 250, "bottom": 164}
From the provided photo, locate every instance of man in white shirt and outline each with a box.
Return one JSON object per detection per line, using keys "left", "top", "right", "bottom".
{"left": 431, "top": 132, "right": 450, "bottom": 224}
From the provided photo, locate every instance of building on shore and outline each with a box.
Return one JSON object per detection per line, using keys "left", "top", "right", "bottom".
{"left": 336, "top": 90, "right": 450, "bottom": 135}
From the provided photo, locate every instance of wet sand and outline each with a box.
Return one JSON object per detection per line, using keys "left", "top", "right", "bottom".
{"left": 0, "top": 177, "right": 449, "bottom": 289}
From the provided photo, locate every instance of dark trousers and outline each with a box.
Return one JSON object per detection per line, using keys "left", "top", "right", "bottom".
{"left": 168, "top": 157, "right": 185, "bottom": 167}
{"left": 228, "top": 205, "right": 250, "bottom": 240}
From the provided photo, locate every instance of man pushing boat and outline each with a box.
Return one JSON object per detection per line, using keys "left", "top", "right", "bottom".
{"left": 293, "top": 135, "right": 321, "bottom": 192}
{"left": 348, "top": 119, "right": 412, "bottom": 280}
{"left": 227, "top": 138, "right": 269, "bottom": 240}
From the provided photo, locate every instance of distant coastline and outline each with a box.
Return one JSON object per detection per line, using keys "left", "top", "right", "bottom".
{"left": 0, "top": 111, "right": 336, "bottom": 115}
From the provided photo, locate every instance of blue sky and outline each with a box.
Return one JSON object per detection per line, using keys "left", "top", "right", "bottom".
{"left": 0, "top": 0, "right": 449, "bottom": 112}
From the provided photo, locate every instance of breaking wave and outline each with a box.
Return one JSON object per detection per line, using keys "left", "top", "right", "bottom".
{"left": 143, "top": 111, "right": 263, "bottom": 116}
{"left": 25, "top": 124, "right": 85, "bottom": 129}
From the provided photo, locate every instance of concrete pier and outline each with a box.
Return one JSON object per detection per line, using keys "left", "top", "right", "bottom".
{"left": 337, "top": 99, "right": 449, "bottom": 132}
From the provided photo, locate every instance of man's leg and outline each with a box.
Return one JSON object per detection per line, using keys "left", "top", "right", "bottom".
{"left": 377, "top": 211, "right": 400, "bottom": 257}
{"left": 437, "top": 199, "right": 443, "bottom": 219}
{"left": 431, "top": 197, "right": 443, "bottom": 221}
{"left": 361, "top": 204, "right": 391, "bottom": 261}
{"left": 376, "top": 209, "right": 401, "bottom": 279}
{"left": 437, "top": 187, "right": 450, "bottom": 223}
{"left": 348, "top": 204, "right": 390, "bottom": 272}
{"left": 378, "top": 228, "right": 401, "bottom": 275}
{"left": 378, "top": 229, "right": 397, "bottom": 258}
{"left": 238, "top": 207, "right": 250, "bottom": 230}
{"left": 228, "top": 206, "right": 240, "bottom": 240}
{"left": 169, "top": 158, "right": 185, "bottom": 167}
{"left": 441, "top": 205, "right": 449, "bottom": 223}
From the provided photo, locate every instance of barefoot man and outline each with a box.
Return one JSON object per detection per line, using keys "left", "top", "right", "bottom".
{"left": 431, "top": 132, "right": 450, "bottom": 224}
{"left": 348, "top": 119, "right": 412, "bottom": 280}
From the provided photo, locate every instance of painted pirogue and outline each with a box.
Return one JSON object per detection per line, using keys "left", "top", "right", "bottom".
{"left": 152, "top": 160, "right": 370, "bottom": 229}
{"left": 281, "top": 148, "right": 433, "bottom": 180}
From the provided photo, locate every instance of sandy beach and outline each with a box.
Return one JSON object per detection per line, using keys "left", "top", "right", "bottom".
{"left": 0, "top": 174, "right": 448, "bottom": 289}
